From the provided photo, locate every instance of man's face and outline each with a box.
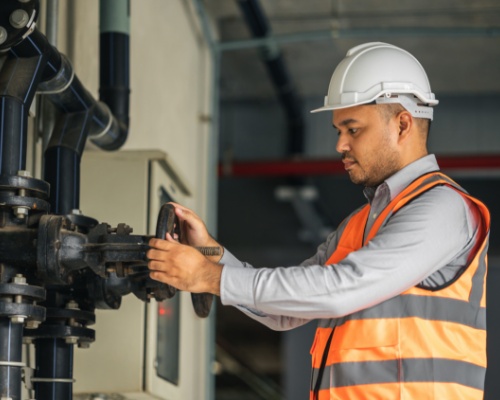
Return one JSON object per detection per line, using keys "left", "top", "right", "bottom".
{"left": 333, "top": 105, "right": 402, "bottom": 187}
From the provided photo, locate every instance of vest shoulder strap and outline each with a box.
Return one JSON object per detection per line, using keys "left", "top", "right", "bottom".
{"left": 326, "top": 204, "right": 370, "bottom": 264}
{"left": 365, "top": 172, "right": 470, "bottom": 243}
{"left": 326, "top": 171, "right": 488, "bottom": 265}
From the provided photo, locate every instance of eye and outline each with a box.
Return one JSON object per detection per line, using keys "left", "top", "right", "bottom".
{"left": 348, "top": 128, "right": 359, "bottom": 135}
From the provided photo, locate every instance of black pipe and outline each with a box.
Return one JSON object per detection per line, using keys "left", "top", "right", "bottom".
{"left": 44, "top": 146, "right": 80, "bottom": 215}
{"left": 40, "top": 109, "right": 91, "bottom": 400}
{"left": 236, "top": 0, "right": 305, "bottom": 156}
{"left": 97, "top": 0, "right": 130, "bottom": 150}
{"left": 34, "top": 338, "right": 74, "bottom": 399}
{"left": 14, "top": 29, "right": 62, "bottom": 82}
{"left": 0, "top": 32, "right": 55, "bottom": 175}
{"left": 0, "top": 11, "right": 52, "bottom": 398}
{"left": 99, "top": 31, "right": 130, "bottom": 150}
{"left": 0, "top": 97, "right": 27, "bottom": 177}
{"left": 43, "top": 100, "right": 96, "bottom": 215}
{"left": 0, "top": 320, "right": 23, "bottom": 400}
{"left": 29, "top": 28, "right": 126, "bottom": 151}
{"left": 0, "top": 18, "right": 128, "bottom": 152}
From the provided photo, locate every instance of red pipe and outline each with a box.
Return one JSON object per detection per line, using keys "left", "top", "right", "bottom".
{"left": 219, "top": 155, "right": 500, "bottom": 177}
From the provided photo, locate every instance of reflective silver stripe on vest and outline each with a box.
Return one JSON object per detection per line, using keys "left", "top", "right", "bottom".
{"left": 313, "top": 358, "right": 485, "bottom": 390}
{"left": 317, "top": 293, "right": 486, "bottom": 330}
{"left": 470, "top": 241, "right": 488, "bottom": 305}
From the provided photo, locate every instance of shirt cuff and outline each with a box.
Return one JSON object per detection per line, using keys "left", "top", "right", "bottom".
{"left": 220, "top": 252, "right": 257, "bottom": 308}
{"left": 219, "top": 248, "right": 246, "bottom": 268}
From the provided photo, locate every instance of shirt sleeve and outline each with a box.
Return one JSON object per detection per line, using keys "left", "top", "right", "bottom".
{"left": 218, "top": 247, "right": 322, "bottom": 331}
{"left": 220, "top": 186, "right": 479, "bottom": 321}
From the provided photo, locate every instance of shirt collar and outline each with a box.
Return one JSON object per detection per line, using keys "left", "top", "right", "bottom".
{"left": 363, "top": 154, "right": 440, "bottom": 203}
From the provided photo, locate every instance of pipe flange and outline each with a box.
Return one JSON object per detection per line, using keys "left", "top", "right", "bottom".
{"left": 0, "top": 301, "right": 45, "bottom": 321}
{"left": 0, "top": 193, "right": 50, "bottom": 214}
{"left": 0, "top": 283, "right": 45, "bottom": 301}
{"left": 0, "top": 174, "right": 50, "bottom": 198}
{"left": 23, "top": 324, "right": 95, "bottom": 344}
{"left": 0, "top": 0, "right": 38, "bottom": 51}
{"left": 45, "top": 307, "right": 96, "bottom": 327}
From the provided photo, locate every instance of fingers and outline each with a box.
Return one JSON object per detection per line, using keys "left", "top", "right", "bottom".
{"left": 148, "top": 259, "right": 170, "bottom": 272}
{"left": 168, "top": 202, "right": 194, "bottom": 221}
{"left": 146, "top": 240, "right": 184, "bottom": 283}
{"left": 149, "top": 234, "right": 176, "bottom": 251}
{"left": 149, "top": 270, "right": 171, "bottom": 284}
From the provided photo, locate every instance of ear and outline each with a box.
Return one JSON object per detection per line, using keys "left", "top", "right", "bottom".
{"left": 397, "top": 111, "right": 413, "bottom": 142}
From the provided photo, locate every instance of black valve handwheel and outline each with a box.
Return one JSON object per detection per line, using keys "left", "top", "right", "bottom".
{"left": 156, "top": 203, "right": 213, "bottom": 318}
{"left": 155, "top": 203, "right": 179, "bottom": 299}
{"left": 191, "top": 289, "right": 213, "bottom": 318}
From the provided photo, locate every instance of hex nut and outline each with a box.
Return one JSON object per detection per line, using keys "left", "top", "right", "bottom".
{"left": 13, "top": 274, "right": 27, "bottom": 284}
{"left": 17, "top": 170, "right": 31, "bottom": 177}
{"left": 65, "top": 337, "right": 78, "bottom": 345}
{"left": 14, "top": 206, "right": 29, "bottom": 218}
{"left": 25, "top": 320, "right": 40, "bottom": 329}
{"left": 0, "top": 27, "right": 7, "bottom": 45}
{"left": 9, "top": 9, "right": 29, "bottom": 29}
{"left": 11, "top": 315, "right": 26, "bottom": 324}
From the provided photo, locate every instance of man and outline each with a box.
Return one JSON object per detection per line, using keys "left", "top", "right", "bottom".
{"left": 147, "top": 42, "right": 490, "bottom": 399}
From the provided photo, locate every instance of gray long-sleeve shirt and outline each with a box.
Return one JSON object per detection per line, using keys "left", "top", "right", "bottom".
{"left": 219, "top": 155, "right": 480, "bottom": 331}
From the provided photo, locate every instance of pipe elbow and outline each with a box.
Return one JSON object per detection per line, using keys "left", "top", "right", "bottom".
{"left": 89, "top": 101, "right": 128, "bottom": 151}
{"left": 37, "top": 53, "right": 73, "bottom": 95}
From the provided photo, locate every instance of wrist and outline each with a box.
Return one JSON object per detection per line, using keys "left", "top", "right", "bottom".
{"left": 204, "top": 237, "right": 223, "bottom": 263}
{"left": 206, "top": 261, "right": 223, "bottom": 296}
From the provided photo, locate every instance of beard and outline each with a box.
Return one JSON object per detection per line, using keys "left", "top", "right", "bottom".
{"left": 344, "top": 142, "right": 401, "bottom": 187}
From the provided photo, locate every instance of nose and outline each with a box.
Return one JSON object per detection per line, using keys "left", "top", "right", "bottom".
{"left": 336, "top": 132, "right": 350, "bottom": 154}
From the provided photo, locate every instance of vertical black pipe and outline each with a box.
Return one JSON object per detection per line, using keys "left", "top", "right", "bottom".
{"left": 0, "top": 31, "right": 58, "bottom": 176}
{"left": 98, "top": 0, "right": 130, "bottom": 150}
{"left": 34, "top": 338, "right": 73, "bottom": 399}
{"left": 99, "top": 32, "right": 130, "bottom": 129}
{"left": 0, "top": 320, "right": 23, "bottom": 400}
{"left": 44, "top": 146, "right": 80, "bottom": 215}
{"left": 43, "top": 103, "right": 92, "bottom": 215}
{"left": 0, "top": 97, "right": 27, "bottom": 176}
{"left": 40, "top": 110, "right": 91, "bottom": 399}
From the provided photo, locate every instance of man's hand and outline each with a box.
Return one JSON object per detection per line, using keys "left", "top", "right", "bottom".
{"left": 169, "top": 202, "right": 223, "bottom": 263}
{"left": 147, "top": 233, "right": 222, "bottom": 296}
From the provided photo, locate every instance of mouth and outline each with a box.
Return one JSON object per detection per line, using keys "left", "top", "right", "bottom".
{"left": 342, "top": 158, "right": 356, "bottom": 171}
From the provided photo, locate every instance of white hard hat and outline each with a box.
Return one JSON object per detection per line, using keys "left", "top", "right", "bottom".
{"left": 311, "top": 42, "right": 438, "bottom": 120}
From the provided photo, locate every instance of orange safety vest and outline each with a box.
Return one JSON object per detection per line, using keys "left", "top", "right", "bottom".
{"left": 310, "top": 172, "right": 490, "bottom": 400}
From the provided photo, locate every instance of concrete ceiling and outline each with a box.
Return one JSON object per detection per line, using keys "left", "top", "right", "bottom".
{"left": 203, "top": 0, "right": 500, "bottom": 101}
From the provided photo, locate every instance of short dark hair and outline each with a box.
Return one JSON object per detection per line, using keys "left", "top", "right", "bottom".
{"left": 377, "top": 103, "right": 431, "bottom": 136}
